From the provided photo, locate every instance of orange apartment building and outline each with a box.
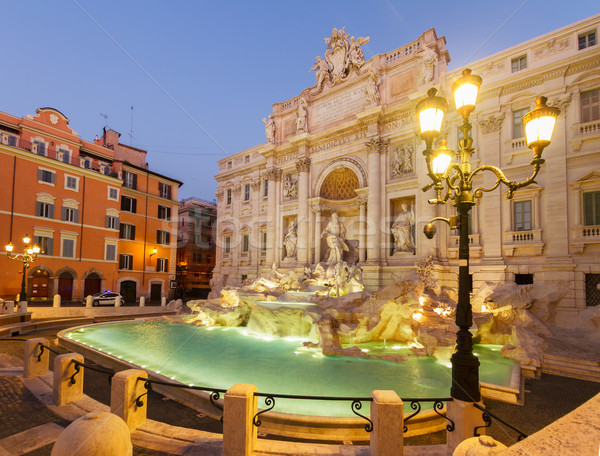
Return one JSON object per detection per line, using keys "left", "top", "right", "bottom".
{"left": 0, "top": 107, "right": 181, "bottom": 303}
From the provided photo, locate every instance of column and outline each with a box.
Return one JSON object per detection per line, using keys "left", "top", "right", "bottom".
{"left": 313, "top": 206, "right": 322, "bottom": 263}
{"left": 232, "top": 185, "right": 242, "bottom": 270}
{"left": 358, "top": 197, "right": 367, "bottom": 263}
{"left": 265, "top": 168, "right": 281, "bottom": 265}
{"left": 296, "top": 157, "right": 311, "bottom": 264}
{"left": 251, "top": 180, "right": 261, "bottom": 273}
{"left": 366, "top": 138, "right": 386, "bottom": 262}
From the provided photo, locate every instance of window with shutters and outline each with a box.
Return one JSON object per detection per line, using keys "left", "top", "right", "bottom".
{"left": 36, "top": 202, "right": 54, "bottom": 219}
{"left": 107, "top": 187, "right": 119, "bottom": 201}
{"left": 58, "top": 148, "right": 71, "bottom": 164}
{"left": 158, "top": 205, "right": 171, "bottom": 220}
{"left": 159, "top": 182, "right": 172, "bottom": 200}
{"left": 156, "top": 257, "right": 169, "bottom": 272}
{"left": 38, "top": 168, "right": 56, "bottom": 185}
{"left": 123, "top": 171, "right": 137, "bottom": 189}
{"left": 119, "top": 224, "right": 136, "bottom": 240}
{"left": 121, "top": 196, "right": 137, "bottom": 213}
{"left": 61, "top": 238, "right": 75, "bottom": 258}
{"left": 33, "top": 140, "right": 47, "bottom": 156}
{"left": 33, "top": 236, "right": 53, "bottom": 255}
{"left": 62, "top": 207, "right": 79, "bottom": 223}
{"left": 105, "top": 243, "right": 117, "bottom": 262}
{"left": 105, "top": 215, "right": 119, "bottom": 230}
{"left": 157, "top": 230, "right": 170, "bottom": 245}
{"left": 119, "top": 254, "right": 133, "bottom": 270}
{"left": 65, "top": 175, "right": 78, "bottom": 191}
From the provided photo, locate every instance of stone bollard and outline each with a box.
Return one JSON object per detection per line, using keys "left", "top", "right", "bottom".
{"left": 53, "top": 353, "right": 84, "bottom": 406}
{"left": 370, "top": 390, "right": 404, "bottom": 456}
{"left": 51, "top": 412, "right": 132, "bottom": 456}
{"left": 115, "top": 295, "right": 122, "bottom": 307}
{"left": 0, "top": 300, "right": 11, "bottom": 314}
{"left": 53, "top": 294, "right": 61, "bottom": 308}
{"left": 223, "top": 383, "right": 257, "bottom": 456}
{"left": 110, "top": 369, "right": 148, "bottom": 431}
{"left": 16, "top": 301, "right": 27, "bottom": 313}
{"left": 446, "top": 399, "right": 488, "bottom": 454}
{"left": 161, "top": 296, "right": 166, "bottom": 307}
{"left": 139, "top": 296, "right": 145, "bottom": 307}
{"left": 85, "top": 295, "right": 92, "bottom": 308}
{"left": 24, "top": 338, "right": 50, "bottom": 378}
{"left": 453, "top": 435, "right": 507, "bottom": 455}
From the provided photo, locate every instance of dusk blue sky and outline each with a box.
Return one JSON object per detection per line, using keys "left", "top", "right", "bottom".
{"left": 2, "top": 1, "right": 598, "bottom": 201}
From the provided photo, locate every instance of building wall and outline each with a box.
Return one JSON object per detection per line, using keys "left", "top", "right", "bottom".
{"left": 0, "top": 108, "right": 181, "bottom": 302}
{"left": 213, "top": 15, "right": 600, "bottom": 327}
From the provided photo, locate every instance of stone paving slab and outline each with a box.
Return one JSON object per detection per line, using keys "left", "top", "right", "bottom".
{"left": 0, "top": 423, "right": 64, "bottom": 455}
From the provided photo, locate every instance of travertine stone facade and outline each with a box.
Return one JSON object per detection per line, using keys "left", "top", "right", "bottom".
{"left": 215, "top": 16, "right": 600, "bottom": 327}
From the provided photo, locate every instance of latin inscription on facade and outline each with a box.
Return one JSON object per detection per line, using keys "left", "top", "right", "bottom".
{"left": 309, "top": 131, "right": 366, "bottom": 154}
{"left": 311, "top": 87, "right": 368, "bottom": 125}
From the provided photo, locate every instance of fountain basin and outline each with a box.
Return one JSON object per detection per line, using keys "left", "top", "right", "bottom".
{"left": 57, "top": 319, "right": 520, "bottom": 440}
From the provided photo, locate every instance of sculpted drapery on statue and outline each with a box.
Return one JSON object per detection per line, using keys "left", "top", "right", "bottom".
{"left": 321, "top": 212, "right": 349, "bottom": 265}
{"left": 283, "top": 174, "right": 298, "bottom": 200}
{"left": 296, "top": 97, "right": 308, "bottom": 133}
{"left": 311, "top": 27, "right": 370, "bottom": 92}
{"left": 283, "top": 220, "right": 298, "bottom": 258}
{"left": 392, "top": 202, "right": 416, "bottom": 254}
{"left": 262, "top": 115, "right": 275, "bottom": 143}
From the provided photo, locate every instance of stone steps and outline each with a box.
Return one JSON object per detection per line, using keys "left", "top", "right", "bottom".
{"left": 542, "top": 354, "right": 600, "bottom": 383}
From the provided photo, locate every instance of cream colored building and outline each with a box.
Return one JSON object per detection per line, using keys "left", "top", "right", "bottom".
{"left": 214, "top": 16, "right": 600, "bottom": 327}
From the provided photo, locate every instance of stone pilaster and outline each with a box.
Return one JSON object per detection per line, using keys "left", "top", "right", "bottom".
{"left": 265, "top": 167, "right": 281, "bottom": 265}
{"left": 313, "top": 206, "right": 323, "bottom": 263}
{"left": 366, "top": 137, "right": 387, "bottom": 262}
{"left": 358, "top": 196, "right": 368, "bottom": 263}
{"left": 296, "top": 157, "right": 311, "bottom": 264}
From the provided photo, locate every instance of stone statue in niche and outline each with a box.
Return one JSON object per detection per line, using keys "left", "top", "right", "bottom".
{"left": 262, "top": 115, "right": 275, "bottom": 143}
{"left": 365, "top": 70, "right": 380, "bottom": 105}
{"left": 418, "top": 46, "right": 437, "bottom": 86}
{"left": 283, "top": 174, "right": 298, "bottom": 199}
{"left": 391, "top": 202, "right": 415, "bottom": 254}
{"left": 321, "top": 212, "right": 349, "bottom": 265}
{"left": 283, "top": 220, "right": 298, "bottom": 258}
{"left": 296, "top": 97, "right": 307, "bottom": 133}
{"left": 391, "top": 145, "right": 414, "bottom": 176}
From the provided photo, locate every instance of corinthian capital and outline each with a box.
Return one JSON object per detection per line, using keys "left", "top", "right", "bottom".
{"left": 295, "top": 156, "right": 311, "bottom": 173}
{"left": 265, "top": 167, "right": 282, "bottom": 181}
{"left": 478, "top": 113, "right": 505, "bottom": 135}
{"left": 365, "top": 137, "right": 389, "bottom": 155}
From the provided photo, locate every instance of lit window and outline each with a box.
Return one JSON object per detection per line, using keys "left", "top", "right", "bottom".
{"left": 583, "top": 191, "right": 600, "bottom": 226}
{"left": 514, "top": 200, "right": 532, "bottom": 231}
{"left": 512, "top": 108, "right": 528, "bottom": 139}
{"left": 581, "top": 89, "right": 599, "bottom": 124}
{"left": 511, "top": 55, "right": 527, "bottom": 73}
{"left": 579, "top": 30, "right": 597, "bottom": 50}
{"left": 38, "top": 169, "right": 56, "bottom": 184}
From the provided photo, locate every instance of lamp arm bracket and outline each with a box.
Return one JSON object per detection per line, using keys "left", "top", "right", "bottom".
{"left": 428, "top": 216, "right": 459, "bottom": 229}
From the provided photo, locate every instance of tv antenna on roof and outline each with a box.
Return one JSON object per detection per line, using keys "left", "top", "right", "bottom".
{"left": 100, "top": 113, "right": 108, "bottom": 128}
{"left": 128, "top": 105, "right": 134, "bottom": 146}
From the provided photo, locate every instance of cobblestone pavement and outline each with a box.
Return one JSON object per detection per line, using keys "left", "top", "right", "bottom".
{"left": 1, "top": 327, "right": 599, "bottom": 454}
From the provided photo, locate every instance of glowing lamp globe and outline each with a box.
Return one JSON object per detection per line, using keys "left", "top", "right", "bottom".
{"left": 523, "top": 96, "right": 560, "bottom": 149}
{"left": 432, "top": 140, "right": 453, "bottom": 175}
{"left": 452, "top": 69, "right": 482, "bottom": 118}
{"left": 5, "top": 243, "right": 14, "bottom": 253}
{"left": 417, "top": 88, "right": 448, "bottom": 140}
{"left": 22, "top": 235, "right": 31, "bottom": 245}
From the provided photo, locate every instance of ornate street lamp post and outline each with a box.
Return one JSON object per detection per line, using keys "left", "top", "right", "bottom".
{"left": 5, "top": 235, "right": 41, "bottom": 303}
{"left": 416, "top": 69, "right": 560, "bottom": 402}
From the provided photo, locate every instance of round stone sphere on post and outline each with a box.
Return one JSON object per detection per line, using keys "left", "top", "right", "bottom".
{"left": 51, "top": 411, "right": 132, "bottom": 456}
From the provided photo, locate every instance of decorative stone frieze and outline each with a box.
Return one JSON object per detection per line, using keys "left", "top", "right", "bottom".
{"left": 265, "top": 167, "right": 282, "bottom": 181}
{"left": 232, "top": 185, "right": 242, "bottom": 195}
{"left": 479, "top": 113, "right": 506, "bottom": 135}
{"left": 251, "top": 180, "right": 261, "bottom": 190}
{"left": 534, "top": 37, "right": 570, "bottom": 59}
{"left": 390, "top": 144, "right": 414, "bottom": 176}
{"left": 365, "top": 137, "right": 389, "bottom": 155}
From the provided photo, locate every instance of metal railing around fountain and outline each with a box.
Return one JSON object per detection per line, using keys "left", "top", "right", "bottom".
{"left": 135, "top": 377, "right": 227, "bottom": 422}
{"left": 252, "top": 392, "right": 456, "bottom": 433}
{"left": 473, "top": 403, "right": 528, "bottom": 441}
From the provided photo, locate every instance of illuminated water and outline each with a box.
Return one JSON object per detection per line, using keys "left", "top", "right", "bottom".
{"left": 65, "top": 320, "right": 516, "bottom": 417}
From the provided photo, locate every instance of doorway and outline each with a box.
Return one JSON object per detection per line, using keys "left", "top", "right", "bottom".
{"left": 150, "top": 283, "right": 162, "bottom": 302}
{"left": 120, "top": 280, "right": 137, "bottom": 304}
{"left": 83, "top": 273, "right": 101, "bottom": 298}
{"left": 58, "top": 272, "right": 74, "bottom": 301}
{"left": 31, "top": 270, "right": 50, "bottom": 299}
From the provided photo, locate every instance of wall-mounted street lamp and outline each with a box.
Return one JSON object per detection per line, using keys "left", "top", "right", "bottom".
{"left": 416, "top": 69, "right": 560, "bottom": 402}
{"left": 5, "top": 235, "right": 41, "bottom": 303}
{"left": 149, "top": 247, "right": 158, "bottom": 258}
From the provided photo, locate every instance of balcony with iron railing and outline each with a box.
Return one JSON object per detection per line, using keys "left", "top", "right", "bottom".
{"left": 502, "top": 229, "right": 544, "bottom": 256}
{"left": 570, "top": 224, "right": 600, "bottom": 253}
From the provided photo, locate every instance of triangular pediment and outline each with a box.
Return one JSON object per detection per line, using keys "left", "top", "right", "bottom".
{"left": 571, "top": 170, "right": 600, "bottom": 185}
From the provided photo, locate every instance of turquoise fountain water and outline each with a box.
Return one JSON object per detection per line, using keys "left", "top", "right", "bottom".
{"left": 65, "top": 319, "right": 516, "bottom": 417}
